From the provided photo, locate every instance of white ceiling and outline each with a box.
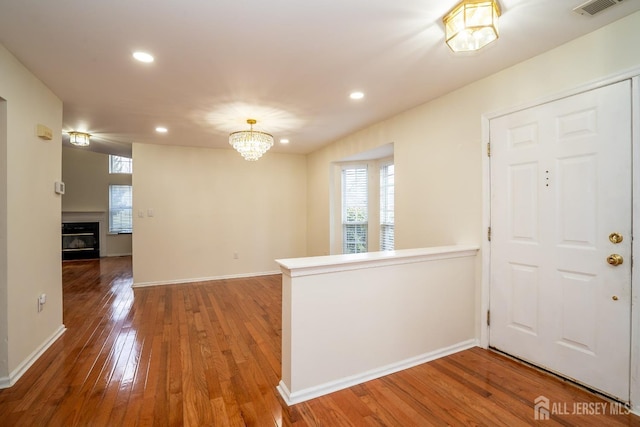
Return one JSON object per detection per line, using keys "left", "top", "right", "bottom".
{"left": 1, "top": 0, "right": 639, "bottom": 158}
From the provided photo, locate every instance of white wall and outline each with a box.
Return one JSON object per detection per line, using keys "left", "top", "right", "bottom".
{"left": 307, "top": 11, "right": 640, "bottom": 255}
{"left": 307, "top": 11, "right": 640, "bottom": 341}
{"left": 277, "top": 246, "right": 478, "bottom": 404}
{"left": 305, "top": 9, "right": 640, "bottom": 406}
{"left": 132, "top": 143, "right": 307, "bottom": 286}
{"left": 62, "top": 147, "right": 132, "bottom": 256}
{"left": 0, "top": 44, "right": 63, "bottom": 384}
{"left": 307, "top": 12, "right": 640, "bottom": 405}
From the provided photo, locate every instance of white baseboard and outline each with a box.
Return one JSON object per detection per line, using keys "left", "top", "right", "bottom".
{"left": 132, "top": 270, "right": 281, "bottom": 288}
{"left": 277, "top": 338, "right": 479, "bottom": 406}
{"left": 0, "top": 324, "right": 66, "bottom": 389}
{"left": 106, "top": 253, "right": 132, "bottom": 257}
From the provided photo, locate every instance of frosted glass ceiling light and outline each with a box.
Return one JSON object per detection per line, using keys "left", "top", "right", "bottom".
{"left": 443, "top": 0, "right": 501, "bottom": 52}
{"left": 229, "top": 119, "right": 274, "bottom": 161}
{"left": 68, "top": 131, "right": 90, "bottom": 147}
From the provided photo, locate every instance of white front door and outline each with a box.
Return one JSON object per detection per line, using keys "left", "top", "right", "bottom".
{"left": 489, "top": 80, "right": 632, "bottom": 401}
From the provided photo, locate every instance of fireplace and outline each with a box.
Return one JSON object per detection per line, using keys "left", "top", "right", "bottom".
{"left": 62, "top": 222, "right": 100, "bottom": 260}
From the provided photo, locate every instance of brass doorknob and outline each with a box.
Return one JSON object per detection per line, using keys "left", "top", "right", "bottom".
{"left": 607, "top": 254, "right": 623, "bottom": 266}
{"left": 612, "top": 296, "right": 619, "bottom": 301}
{"left": 609, "top": 233, "right": 623, "bottom": 244}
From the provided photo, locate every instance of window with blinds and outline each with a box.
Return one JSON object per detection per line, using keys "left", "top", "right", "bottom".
{"left": 109, "top": 185, "right": 133, "bottom": 233}
{"left": 342, "top": 166, "right": 368, "bottom": 254}
{"left": 109, "top": 155, "right": 133, "bottom": 174}
{"left": 380, "top": 163, "right": 395, "bottom": 250}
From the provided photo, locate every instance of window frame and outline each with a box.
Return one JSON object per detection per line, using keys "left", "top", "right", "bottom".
{"left": 379, "top": 161, "right": 395, "bottom": 251}
{"left": 330, "top": 153, "right": 394, "bottom": 255}
{"left": 109, "top": 155, "right": 133, "bottom": 174}
{"left": 108, "top": 184, "right": 133, "bottom": 234}
{"left": 341, "top": 165, "right": 369, "bottom": 254}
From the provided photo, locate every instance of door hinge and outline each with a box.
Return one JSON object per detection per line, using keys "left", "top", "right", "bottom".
{"left": 487, "top": 226, "right": 491, "bottom": 242}
{"left": 487, "top": 310, "right": 491, "bottom": 326}
{"left": 487, "top": 142, "right": 491, "bottom": 157}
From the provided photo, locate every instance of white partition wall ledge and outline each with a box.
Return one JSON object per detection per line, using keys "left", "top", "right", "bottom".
{"left": 276, "top": 245, "right": 479, "bottom": 405}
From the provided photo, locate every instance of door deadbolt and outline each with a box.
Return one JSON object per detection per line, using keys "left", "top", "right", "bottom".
{"left": 609, "top": 233, "right": 623, "bottom": 244}
{"left": 607, "top": 254, "right": 623, "bottom": 266}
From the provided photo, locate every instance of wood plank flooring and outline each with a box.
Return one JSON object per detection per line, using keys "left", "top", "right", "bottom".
{"left": 0, "top": 256, "right": 638, "bottom": 426}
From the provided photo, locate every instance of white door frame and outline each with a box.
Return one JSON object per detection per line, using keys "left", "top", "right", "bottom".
{"left": 481, "top": 68, "right": 640, "bottom": 412}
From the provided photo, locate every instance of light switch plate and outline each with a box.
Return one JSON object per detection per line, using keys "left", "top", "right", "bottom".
{"left": 54, "top": 181, "right": 65, "bottom": 194}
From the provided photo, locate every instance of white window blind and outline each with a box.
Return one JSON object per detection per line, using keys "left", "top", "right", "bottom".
{"left": 342, "top": 166, "right": 368, "bottom": 254}
{"left": 109, "top": 185, "right": 133, "bottom": 233}
{"left": 109, "top": 155, "right": 133, "bottom": 174}
{"left": 380, "top": 163, "right": 395, "bottom": 251}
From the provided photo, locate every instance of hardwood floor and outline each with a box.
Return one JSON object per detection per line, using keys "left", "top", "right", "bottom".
{"left": 0, "top": 256, "right": 638, "bottom": 426}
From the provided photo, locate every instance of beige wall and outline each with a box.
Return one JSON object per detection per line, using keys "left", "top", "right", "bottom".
{"left": 307, "top": 11, "right": 640, "bottom": 256}
{"left": 132, "top": 143, "right": 307, "bottom": 285}
{"left": 305, "top": 10, "right": 640, "bottom": 405}
{"left": 0, "top": 95, "right": 7, "bottom": 379}
{"left": 0, "top": 44, "right": 63, "bottom": 381}
{"left": 62, "top": 147, "right": 132, "bottom": 256}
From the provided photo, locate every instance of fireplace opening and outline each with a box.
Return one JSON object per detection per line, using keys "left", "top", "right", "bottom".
{"left": 62, "top": 222, "right": 100, "bottom": 260}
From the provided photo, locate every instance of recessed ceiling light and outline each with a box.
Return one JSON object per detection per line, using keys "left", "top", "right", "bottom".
{"left": 133, "top": 51, "right": 154, "bottom": 63}
{"left": 350, "top": 91, "right": 364, "bottom": 100}
{"left": 280, "top": 138, "right": 290, "bottom": 144}
{"left": 155, "top": 127, "right": 168, "bottom": 133}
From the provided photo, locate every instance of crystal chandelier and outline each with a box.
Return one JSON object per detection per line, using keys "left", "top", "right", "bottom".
{"left": 68, "top": 131, "right": 91, "bottom": 147}
{"left": 443, "top": 0, "right": 501, "bottom": 52}
{"left": 229, "top": 119, "right": 274, "bottom": 161}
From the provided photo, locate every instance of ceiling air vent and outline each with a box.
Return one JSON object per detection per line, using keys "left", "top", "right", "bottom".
{"left": 573, "top": 0, "right": 623, "bottom": 16}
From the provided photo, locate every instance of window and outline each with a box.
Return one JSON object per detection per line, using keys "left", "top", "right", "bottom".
{"left": 342, "top": 166, "right": 368, "bottom": 254}
{"left": 331, "top": 148, "right": 394, "bottom": 255}
{"left": 380, "top": 163, "right": 394, "bottom": 250}
{"left": 109, "top": 155, "right": 132, "bottom": 174}
{"left": 109, "top": 185, "right": 133, "bottom": 233}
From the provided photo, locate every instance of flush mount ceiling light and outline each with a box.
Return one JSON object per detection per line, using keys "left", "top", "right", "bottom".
{"left": 229, "top": 119, "right": 274, "bottom": 161}
{"left": 443, "top": 0, "right": 501, "bottom": 52}
{"left": 68, "top": 131, "right": 90, "bottom": 147}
